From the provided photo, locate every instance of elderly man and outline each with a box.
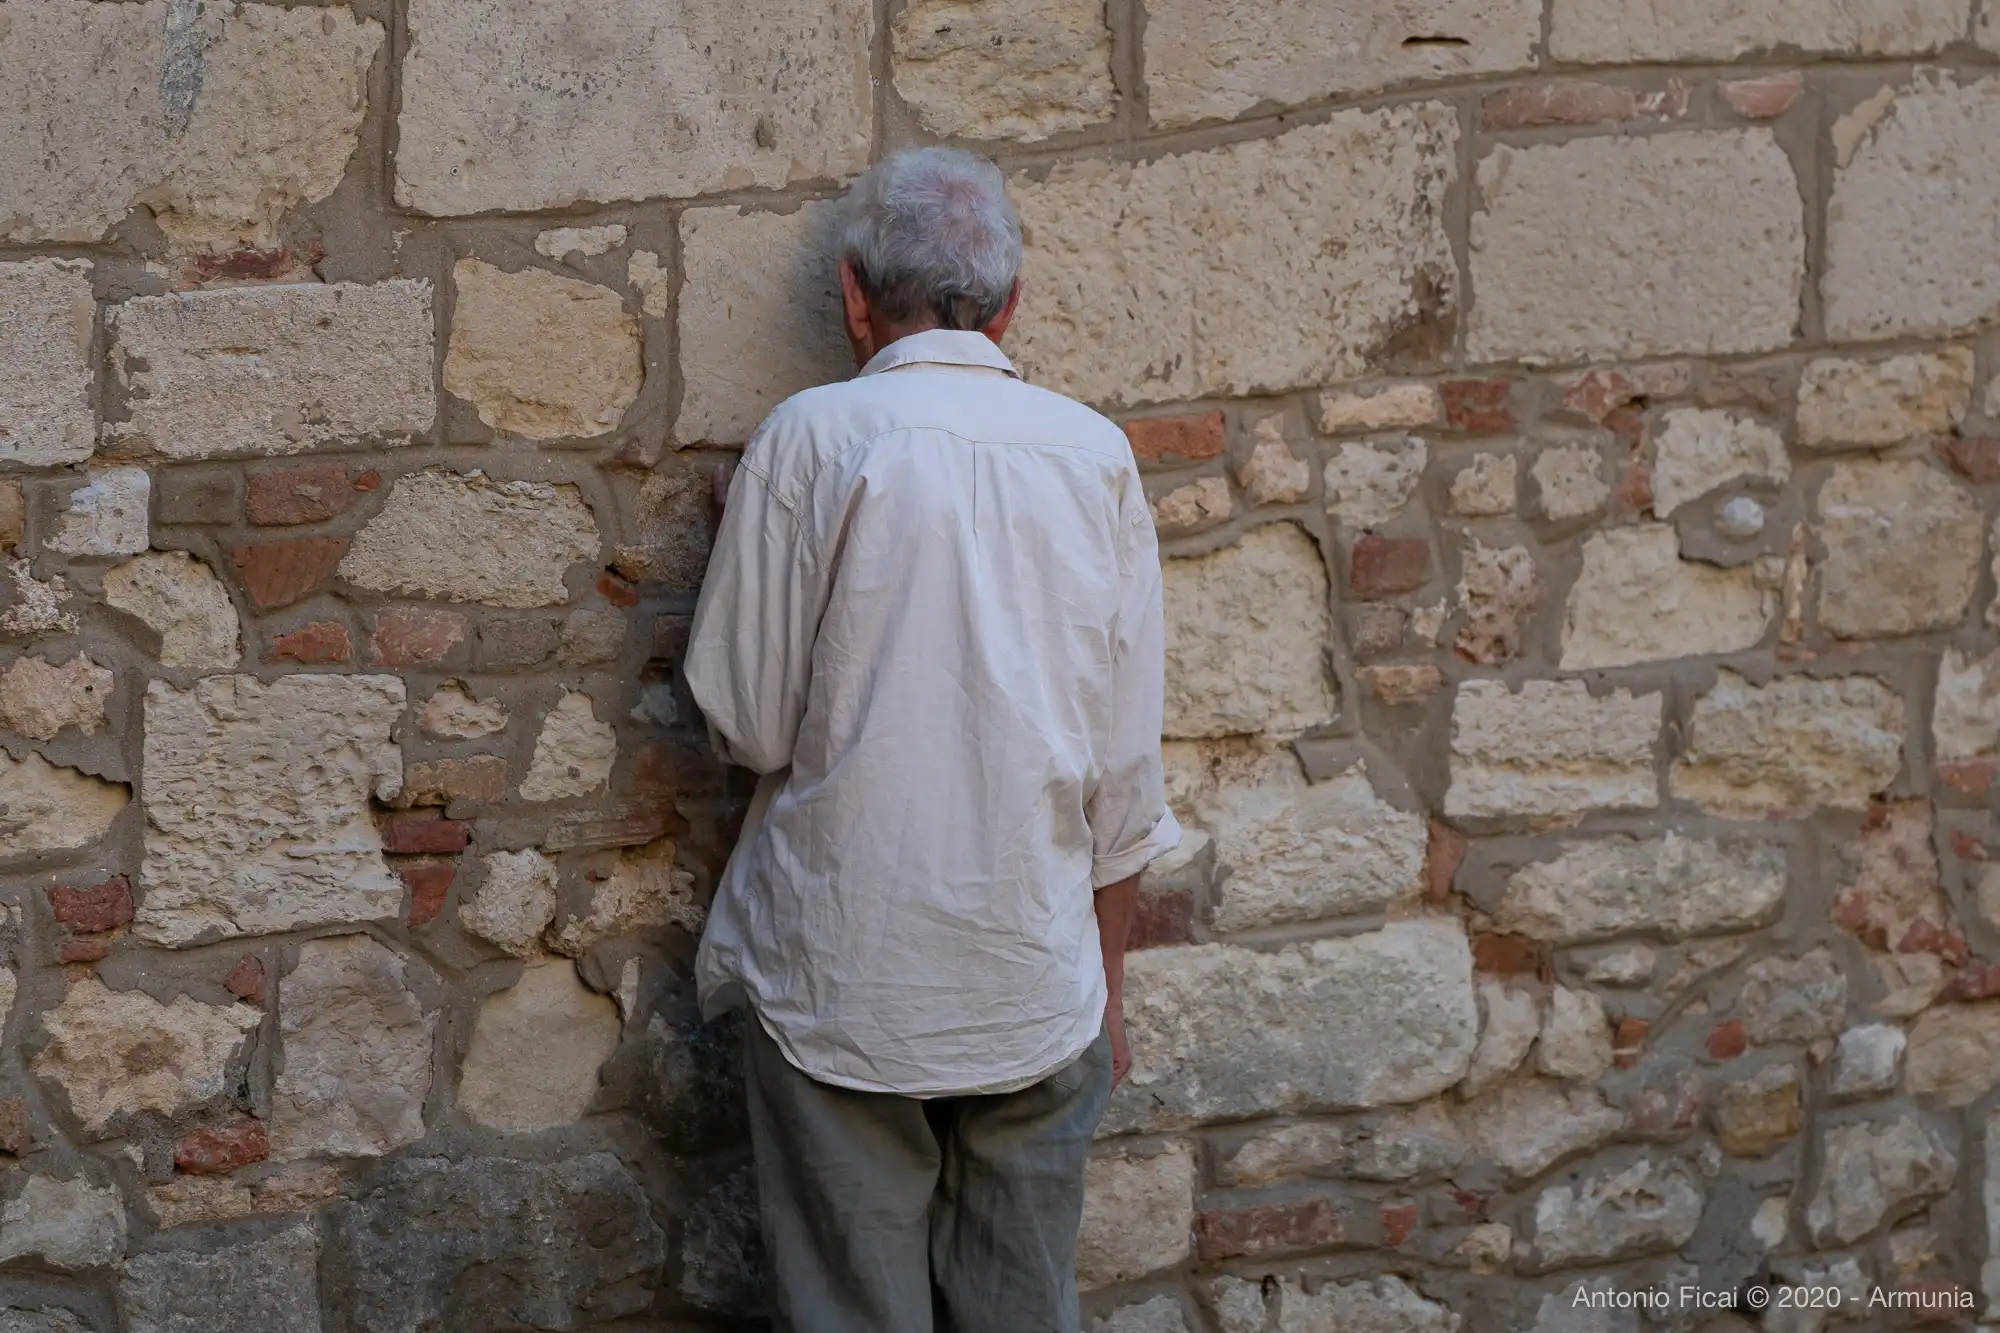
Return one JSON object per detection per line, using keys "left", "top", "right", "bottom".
{"left": 685, "top": 146, "right": 1180, "bottom": 1332}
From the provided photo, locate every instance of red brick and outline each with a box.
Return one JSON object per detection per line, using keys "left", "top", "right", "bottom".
{"left": 1940, "top": 760, "right": 1997, "bottom": 795}
{"left": 1719, "top": 72, "right": 1804, "bottom": 121}
{"left": 396, "top": 858, "right": 456, "bottom": 927}
{"left": 633, "top": 739, "right": 729, "bottom": 796}
{"left": 352, "top": 469, "right": 381, "bottom": 492}
{"left": 246, "top": 462, "right": 357, "bottom": 526}
{"left": 1380, "top": 1201, "right": 1419, "bottom": 1247}
{"left": 368, "top": 607, "right": 467, "bottom": 668}
{"left": 402, "top": 757, "right": 510, "bottom": 808}
{"left": 0, "top": 1098, "right": 27, "bottom": 1156}
{"left": 1132, "top": 890, "right": 1194, "bottom": 950}
{"left": 377, "top": 810, "right": 472, "bottom": 855}
{"left": 1195, "top": 1199, "right": 1346, "bottom": 1261}
{"left": 1349, "top": 535, "right": 1430, "bottom": 598}
{"left": 1948, "top": 962, "right": 2000, "bottom": 1003}
{"left": 225, "top": 955, "right": 267, "bottom": 1006}
{"left": 1446, "top": 1189, "right": 1490, "bottom": 1223}
{"left": 1123, "top": 412, "right": 1225, "bottom": 463}
{"left": 229, "top": 536, "right": 348, "bottom": 609}
{"left": 59, "top": 938, "right": 109, "bottom": 964}
{"left": 1938, "top": 435, "right": 2000, "bottom": 484}
{"left": 49, "top": 875, "right": 133, "bottom": 933}
{"left": 267, "top": 620, "right": 352, "bottom": 665}
{"left": 1561, "top": 370, "right": 1641, "bottom": 424}
{"left": 1439, "top": 380, "right": 1512, "bottom": 433}
{"left": 1953, "top": 832, "right": 1991, "bottom": 862}
{"left": 543, "top": 800, "right": 672, "bottom": 853}
{"left": 175, "top": 1116, "right": 269, "bottom": 1175}
{"left": 177, "top": 243, "right": 322, "bottom": 286}
{"left": 1707, "top": 1020, "right": 1748, "bottom": 1061}
{"left": 597, "top": 571, "right": 640, "bottom": 607}
{"left": 651, "top": 614, "right": 693, "bottom": 663}
{"left": 1425, "top": 820, "right": 1466, "bottom": 904}
{"left": 1471, "top": 932, "right": 1548, "bottom": 979}
{"left": 1613, "top": 1017, "right": 1649, "bottom": 1069}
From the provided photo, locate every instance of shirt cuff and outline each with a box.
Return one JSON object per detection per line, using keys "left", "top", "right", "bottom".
{"left": 1091, "top": 809, "right": 1185, "bottom": 889}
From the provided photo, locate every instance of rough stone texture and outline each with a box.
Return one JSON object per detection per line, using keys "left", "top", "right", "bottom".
{"left": 1095, "top": 1298, "right": 1192, "bottom": 1333}
{"left": 1077, "top": 1145, "right": 1194, "bottom": 1289}
{"left": 1738, "top": 949, "right": 1849, "bottom": 1044}
{"left": 121, "top": 1224, "right": 321, "bottom": 1333}
{"left": 1805, "top": 1114, "right": 1957, "bottom": 1245}
{"left": 416, "top": 682, "right": 509, "bottom": 740}
{"left": 1817, "top": 460, "right": 1982, "bottom": 639}
{"left": 1212, "top": 1275, "right": 1457, "bottom": 1333}
{"left": 0, "top": 1175, "right": 126, "bottom": 1271}
{"left": 461, "top": 850, "right": 558, "bottom": 956}
{"left": 30, "top": 978, "right": 257, "bottom": 1135}
{"left": 1714, "top": 1063, "right": 1802, "bottom": 1155}
{"left": 1319, "top": 383, "right": 1441, "bottom": 433}
{"left": 1559, "top": 525, "right": 1773, "bottom": 669}
{"left": 521, "top": 691, "right": 617, "bottom": 802}
{"left": 1831, "top": 1023, "right": 1905, "bottom": 1098}
{"left": 1535, "top": 986, "right": 1612, "bottom": 1082}
{"left": 101, "top": 552, "right": 242, "bottom": 670}
{"left": 0, "top": 752, "right": 128, "bottom": 856}
{"left": 546, "top": 838, "right": 701, "bottom": 955}
{"left": 1550, "top": 0, "right": 1968, "bottom": 61}
{"left": 444, "top": 261, "right": 642, "bottom": 441}
{"left": 458, "top": 959, "right": 620, "bottom": 1133}
{"left": 48, "top": 468, "right": 149, "bottom": 557}
{"left": 339, "top": 470, "right": 599, "bottom": 608}
{"left": 1461, "top": 979, "right": 1541, "bottom": 1098}
{"left": 1104, "top": 919, "right": 1476, "bottom": 1133}
{"left": 1238, "top": 419, "right": 1312, "bottom": 506}
{"left": 1153, "top": 478, "right": 1233, "bottom": 532}
{"left": 0, "top": 260, "right": 95, "bottom": 466}
{"left": 270, "top": 935, "right": 433, "bottom": 1161}
{"left": 1445, "top": 680, "right": 1659, "bottom": 820}
{"left": 1468, "top": 131, "right": 1803, "bottom": 364}
{"left": 1670, "top": 671, "right": 1905, "bottom": 818}
{"left": 1162, "top": 524, "right": 1336, "bottom": 740}
{"left": 1494, "top": 834, "right": 1787, "bottom": 945}
{"left": 1651, "top": 409, "right": 1789, "bottom": 517}
{"left": 1449, "top": 453, "right": 1516, "bottom": 516}
{"left": 136, "top": 676, "right": 404, "bottom": 945}
{"left": 1797, "top": 350, "right": 1974, "bottom": 449}
{"left": 1326, "top": 437, "right": 1427, "bottom": 527}
{"left": 1009, "top": 106, "right": 1459, "bottom": 407}
{"left": 106, "top": 282, "right": 435, "bottom": 460}
{"left": 1526, "top": 1159, "right": 1705, "bottom": 1272}
{"left": 1145, "top": 0, "right": 1539, "bottom": 129}
{"left": 1461, "top": 1080, "right": 1622, "bottom": 1183}
{"left": 892, "top": 0, "right": 1114, "bottom": 141}
{"left": 1904, "top": 1004, "right": 2000, "bottom": 1107}
{"left": 0, "top": 655, "right": 112, "bottom": 742}
{"left": 1454, "top": 542, "right": 1544, "bottom": 666}
{"left": 1934, "top": 648, "right": 2000, "bottom": 761}
{"left": 1825, "top": 78, "right": 2000, "bottom": 340}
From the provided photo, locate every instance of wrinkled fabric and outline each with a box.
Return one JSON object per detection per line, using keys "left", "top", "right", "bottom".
{"left": 687, "top": 329, "right": 1180, "bottom": 1097}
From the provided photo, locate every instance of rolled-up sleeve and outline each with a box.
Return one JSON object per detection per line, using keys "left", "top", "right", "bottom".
{"left": 1085, "top": 485, "right": 1182, "bottom": 887}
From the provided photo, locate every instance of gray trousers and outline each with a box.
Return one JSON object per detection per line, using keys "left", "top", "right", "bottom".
{"left": 743, "top": 1018, "right": 1114, "bottom": 1333}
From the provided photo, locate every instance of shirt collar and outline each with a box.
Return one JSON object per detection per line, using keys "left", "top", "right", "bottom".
{"left": 857, "top": 329, "right": 1019, "bottom": 380}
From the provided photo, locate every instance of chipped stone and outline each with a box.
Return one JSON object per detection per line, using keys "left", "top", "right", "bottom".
{"left": 1831, "top": 1024, "right": 1905, "bottom": 1099}
{"left": 534, "top": 226, "right": 628, "bottom": 261}
{"left": 1805, "top": 1114, "right": 1957, "bottom": 1246}
{"left": 1461, "top": 1080, "right": 1623, "bottom": 1183}
{"left": 1797, "top": 350, "right": 1975, "bottom": 448}
{"left": 1536, "top": 985, "right": 1612, "bottom": 1082}
{"left": 102, "top": 551, "right": 241, "bottom": 669}
{"left": 1739, "top": 949, "right": 1848, "bottom": 1045}
{"left": 1652, "top": 409, "right": 1788, "bottom": 517}
{"left": 461, "top": 850, "right": 558, "bottom": 957}
{"left": 444, "top": 260, "right": 642, "bottom": 441}
{"left": 521, "top": 691, "right": 616, "bottom": 803}
{"left": 1714, "top": 1063, "right": 1803, "bottom": 1155}
{"left": 0, "top": 654, "right": 112, "bottom": 742}
{"left": 1152, "top": 478, "right": 1233, "bottom": 531}
{"left": 1550, "top": 0, "right": 1967, "bottom": 61}
{"left": 417, "top": 682, "right": 508, "bottom": 739}
{"left": 1325, "top": 437, "right": 1426, "bottom": 527}
{"left": 47, "top": 468, "right": 149, "bottom": 557}
{"left": 891, "top": 0, "right": 1114, "bottom": 141}
{"left": 0, "top": 1175, "right": 125, "bottom": 1272}
{"left": 30, "top": 978, "right": 256, "bottom": 1135}
{"left": 1450, "top": 453, "right": 1516, "bottom": 516}
{"left": 1560, "top": 525, "right": 1773, "bottom": 669}
{"left": 121, "top": 1223, "right": 320, "bottom": 1333}
{"left": 1445, "top": 679, "right": 1659, "bottom": 821}
{"left": 1527, "top": 1158, "right": 1705, "bottom": 1272}
{"left": 1496, "top": 834, "right": 1787, "bottom": 945}
{"left": 1318, "top": 383, "right": 1442, "bottom": 434}
{"left": 1530, "top": 443, "right": 1611, "bottom": 521}
{"left": 1077, "top": 1145, "right": 1195, "bottom": 1289}
{"left": 1935, "top": 648, "right": 2000, "bottom": 762}
{"left": 0, "top": 259, "right": 95, "bottom": 466}
{"left": 1461, "top": 978, "right": 1542, "bottom": 1098}
{"left": 1220, "top": 1123, "right": 1347, "bottom": 1187}
{"left": 1671, "top": 671, "right": 1904, "bottom": 818}
{"left": 546, "top": 839, "right": 700, "bottom": 955}
{"left": 459, "top": 959, "right": 620, "bottom": 1134}
{"left": 339, "top": 470, "right": 599, "bottom": 609}
{"left": 0, "top": 752, "right": 127, "bottom": 856}
{"left": 1816, "top": 461, "right": 1981, "bottom": 639}
{"left": 1237, "top": 417, "right": 1311, "bottom": 506}
{"left": 271, "top": 935, "right": 433, "bottom": 1161}
{"left": 1454, "top": 541, "right": 1544, "bottom": 666}
{"left": 1905, "top": 1003, "right": 2000, "bottom": 1107}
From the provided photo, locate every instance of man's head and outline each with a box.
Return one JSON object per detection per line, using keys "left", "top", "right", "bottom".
{"left": 835, "top": 147, "right": 1023, "bottom": 367}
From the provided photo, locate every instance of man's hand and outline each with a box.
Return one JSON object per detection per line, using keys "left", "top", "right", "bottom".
{"left": 1106, "top": 995, "right": 1131, "bottom": 1090}
{"left": 1094, "top": 873, "right": 1139, "bottom": 1091}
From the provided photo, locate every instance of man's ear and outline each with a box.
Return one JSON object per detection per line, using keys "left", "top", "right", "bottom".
{"left": 981, "top": 279, "right": 1022, "bottom": 344}
{"left": 838, "top": 259, "right": 874, "bottom": 359}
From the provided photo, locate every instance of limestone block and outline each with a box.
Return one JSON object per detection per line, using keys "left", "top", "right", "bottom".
{"left": 1526, "top": 1159, "right": 1705, "bottom": 1271}
{"left": 1210, "top": 1275, "right": 1456, "bottom": 1333}
{"left": 1536, "top": 986, "right": 1612, "bottom": 1083}
{"left": 1651, "top": 409, "right": 1789, "bottom": 516}
{"left": 0, "top": 1176, "right": 125, "bottom": 1271}
{"left": 1739, "top": 950, "right": 1848, "bottom": 1044}
{"left": 1798, "top": 350, "right": 1974, "bottom": 449}
{"left": 546, "top": 838, "right": 701, "bottom": 955}
{"left": 30, "top": 978, "right": 257, "bottom": 1135}
{"left": 1237, "top": 418, "right": 1312, "bottom": 506}
{"left": 1935, "top": 648, "right": 2000, "bottom": 761}
{"left": 1550, "top": 0, "right": 1967, "bottom": 61}
{"left": 0, "top": 260, "right": 94, "bottom": 465}
{"left": 102, "top": 552, "right": 242, "bottom": 670}
{"left": 534, "top": 226, "right": 627, "bottom": 261}
{"left": 1454, "top": 541, "right": 1543, "bottom": 666}
{"left": 0, "top": 752, "right": 127, "bottom": 856}
{"left": 147, "top": 1166, "right": 340, "bottom": 1232}
{"left": 1806, "top": 1114, "right": 1956, "bottom": 1246}
{"left": 0, "top": 3, "right": 380, "bottom": 248}
{"left": 1095, "top": 1298, "right": 1191, "bottom": 1333}
{"left": 892, "top": 0, "right": 1114, "bottom": 141}
{"left": 444, "top": 261, "right": 641, "bottom": 441}
{"left": 1905, "top": 1004, "right": 2000, "bottom": 1107}
{"left": 0, "top": 1308, "right": 93, "bottom": 1333}
{"left": 271, "top": 935, "right": 433, "bottom": 1160}
{"left": 1468, "top": 131, "right": 1803, "bottom": 364}
{"left": 1077, "top": 1145, "right": 1194, "bottom": 1289}
{"left": 1826, "top": 78, "right": 2000, "bottom": 340}
{"left": 1009, "top": 106, "right": 1459, "bottom": 407}
{"left": 1671, "top": 671, "right": 1904, "bottom": 818}
{"left": 105, "top": 281, "right": 435, "bottom": 460}
{"left": 1318, "top": 383, "right": 1441, "bottom": 433}
{"left": 1326, "top": 437, "right": 1427, "bottom": 527}
{"left": 1495, "top": 834, "right": 1787, "bottom": 945}
{"left": 1560, "top": 525, "right": 1774, "bottom": 669}
{"left": 0, "top": 560, "right": 77, "bottom": 637}
{"left": 1220, "top": 1123, "right": 1347, "bottom": 1187}
{"left": 458, "top": 960, "right": 620, "bottom": 1133}
{"left": 135, "top": 675, "right": 406, "bottom": 946}
{"left": 1530, "top": 444, "right": 1612, "bottom": 521}
{"left": 1815, "top": 461, "right": 1981, "bottom": 638}
{"left": 461, "top": 851, "right": 558, "bottom": 957}
{"left": 1145, "top": 0, "right": 1539, "bottom": 128}
{"left": 1152, "top": 478, "right": 1233, "bottom": 532}
{"left": 1461, "top": 978, "right": 1541, "bottom": 1098}
{"left": 1444, "top": 680, "right": 1660, "bottom": 820}
{"left": 1715, "top": 1064, "right": 1803, "bottom": 1155}
{"left": 1163, "top": 523, "right": 1336, "bottom": 740}
{"left": 0, "top": 655, "right": 113, "bottom": 742}
{"left": 47, "top": 468, "right": 149, "bottom": 557}
{"left": 339, "top": 470, "right": 599, "bottom": 608}
{"left": 679, "top": 1166, "right": 759, "bottom": 1315}
{"left": 521, "top": 692, "right": 616, "bottom": 802}
{"left": 1449, "top": 453, "right": 1516, "bottom": 516}
{"left": 1831, "top": 1024, "right": 1905, "bottom": 1099}
{"left": 1458, "top": 1080, "right": 1622, "bottom": 1183}
{"left": 121, "top": 1224, "right": 321, "bottom": 1333}
{"left": 1103, "top": 918, "right": 1477, "bottom": 1132}
{"left": 417, "top": 683, "right": 509, "bottom": 740}
{"left": 609, "top": 471, "right": 716, "bottom": 592}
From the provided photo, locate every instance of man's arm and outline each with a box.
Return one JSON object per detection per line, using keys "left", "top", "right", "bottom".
{"left": 1094, "top": 873, "right": 1139, "bottom": 1088}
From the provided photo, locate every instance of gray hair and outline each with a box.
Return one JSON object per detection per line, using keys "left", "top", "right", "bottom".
{"left": 836, "top": 148, "right": 1023, "bottom": 332}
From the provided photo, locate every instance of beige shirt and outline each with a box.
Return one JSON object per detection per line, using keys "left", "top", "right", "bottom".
{"left": 686, "top": 329, "right": 1181, "bottom": 1096}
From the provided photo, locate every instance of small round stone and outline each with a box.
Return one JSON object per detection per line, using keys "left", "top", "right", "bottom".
{"left": 1717, "top": 495, "right": 1766, "bottom": 540}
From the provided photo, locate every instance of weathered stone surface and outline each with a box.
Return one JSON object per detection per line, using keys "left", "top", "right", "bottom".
{"left": 1238, "top": 418, "right": 1312, "bottom": 506}
{"left": 417, "top": 682, "right": 509, "bottom": 740}
{"left": 679, "top": 1166, "right": 761, "bottom": 1316}
{"left": 137, "top": 676, "right": 404, "bottom": 945}
{"left": 1454, "top": 541, "right": 1544, "bottom": 666}
{"left": 1497, "top": 835, "right": 1786, "bottom": 945}
{"left": 1094, "top": 1298, "right": 1192, "bottom": 1333}
{"left": 444, "top": 261, "right": 641, "bottom": 441}
{"left": 1010, "top": 107, "right": 1458, "bottom": 407}
{"left": 0, "top": 260, "right": 95, "bottom": 466}
{"left": 1, "top": 560, "right": 79, "bottom": 637}
{"left": 1460, "top": 1079, "right": 1622, "bottom": 1183}
{"left": 1145, "top": 0, "right": 1539, "bottom": 128}
{"left": 1461, "top": 978, "right": 1541, "bottom": 1098}
{"left": 1831, "top": 1024, "right": 1905, "bottom": 1099}
{"left": 461, "top": 850, "right": 558, "bottom": 957}
{"left": 1816, "top": 461, "right": 1981, "bottom": 638}
{"left": 892, "top": 0, "right": 1113, "bottom": 141}
{"left": 1526, "top": 1159, "right": 1704, "bottom": 1271}
{"left": 610, "top": 471, "right": 716, "bottom": 591}
{"left": 1935, "top": 648, "right": 2000, "bottom": 763}
{"left": 1806, "top": 1114, "right": 1957, "bottom": 1246}
{"left": 30, "top": 978, "right": 256, "bottom": 1135}
{"left": 102, "top": 551, "right": 241, "bottom": 669}
{"left": 1213, "top": 1275, "right": 1457, "bottom": 1333}
{"left": 520, "top": 691, "right": 616, "bottom": 803}
{"left": 1325, "top": 437, "right": 1427, "bottom": 527}
{"left": 0, "top": 3, "right": 380, "bottom": 248}
{"left": 1560, "top": 525, "right": 1774, "bottom": 669}
{"left": 1220, "top": 1123, "right": 1347, "bottom": 1187}
{"left": 0, "top": 752, "right": 127, "bottom": 856}
{"left": 1797, "top": 350, "right": 1974, "bottom": 449}
{"left": 1826, "top": 78, "right": 2000, "bottom": 340}
{"left": 1449, "top": 452, "right": 1516, "bottom": 517}
{"left": 1739, "top": 949, "right": 1848, "bottom": 1044}
{"left": 1905, "top": 1004, "right": 2000, "bottom": 1107}
{"left": 1651, "top": 409, "right": 1789, "bottom": 516}
{"left": 459, "top": 960, "right": 619, "bottom": 1133}
{"left": 146, "top": 1164, "right": 340, "bottom": 1231}
{"left": 0, "top": 654, "right": 112, "bottom": 742}
{"left": 1830, "top": 801, "right": 1959, "bottom": 966}
{"left": 1468, "top": 131, "right": 1802, "bottom": 364}
{"left": 47, "top": 467, "right": 148, "bottom": 557}
{"left": 1551, "top": 0, "right": 1967, "bottom": 61}
{"left": 1714, "top": 1063, "right": 1803, "bottom": 1155}
{"left": 271, "top": 935, "right": 432, "bottom": 1161}
{"left": 339, "top": 470, "right": 598, "bottom": 609}
{"left": 1319, "top": 383, "right": 1441, "bottom": 434}
{"left": 335, "top": 1155, "right": 665, "bottom": 1333}
{"left": 1077, "top": 1145, "right": 1194, "bottom": 1289}
{"left": 1153, "top": 478, "right": 1233, "bottom": 532}
{"left": 534, "top": 226, "right": 627, "bottom": 261}
{"left": 1105, "top": 919, "right": 1476, "bottom": 1132}
{"left": 0, "top": 1175, "right": 125, "bottom": 1271}
{"left": 1536, "top": 986, "right": 1612, "bottom": 1083}
{"left": 547, "top": 838, "right": 700, "bottom": 955}
{"left": 106, "top": 282, "right": 434, "bottom": 459}
{"left": 0, "top": 1310, "right": 92, "bottom": 1333}
{"left": 122, "top": 1224, "right": 320, "bottom": 1333}
{"left": 1670, "top": 671, "right": 1904, "bottom": 818}
{"left": 1163, "top": 524, "right": 1336, "bottom": 740}
{"left": 1445, "top": 680, "right": 1659, "bottom": 821}
{"left": 397, "top": 0, "right": 871, "bottom": 214}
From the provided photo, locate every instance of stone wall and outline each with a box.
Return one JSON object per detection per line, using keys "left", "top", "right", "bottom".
{"left": 0, "top": 1, "right": 1997, "bottom": 1330}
